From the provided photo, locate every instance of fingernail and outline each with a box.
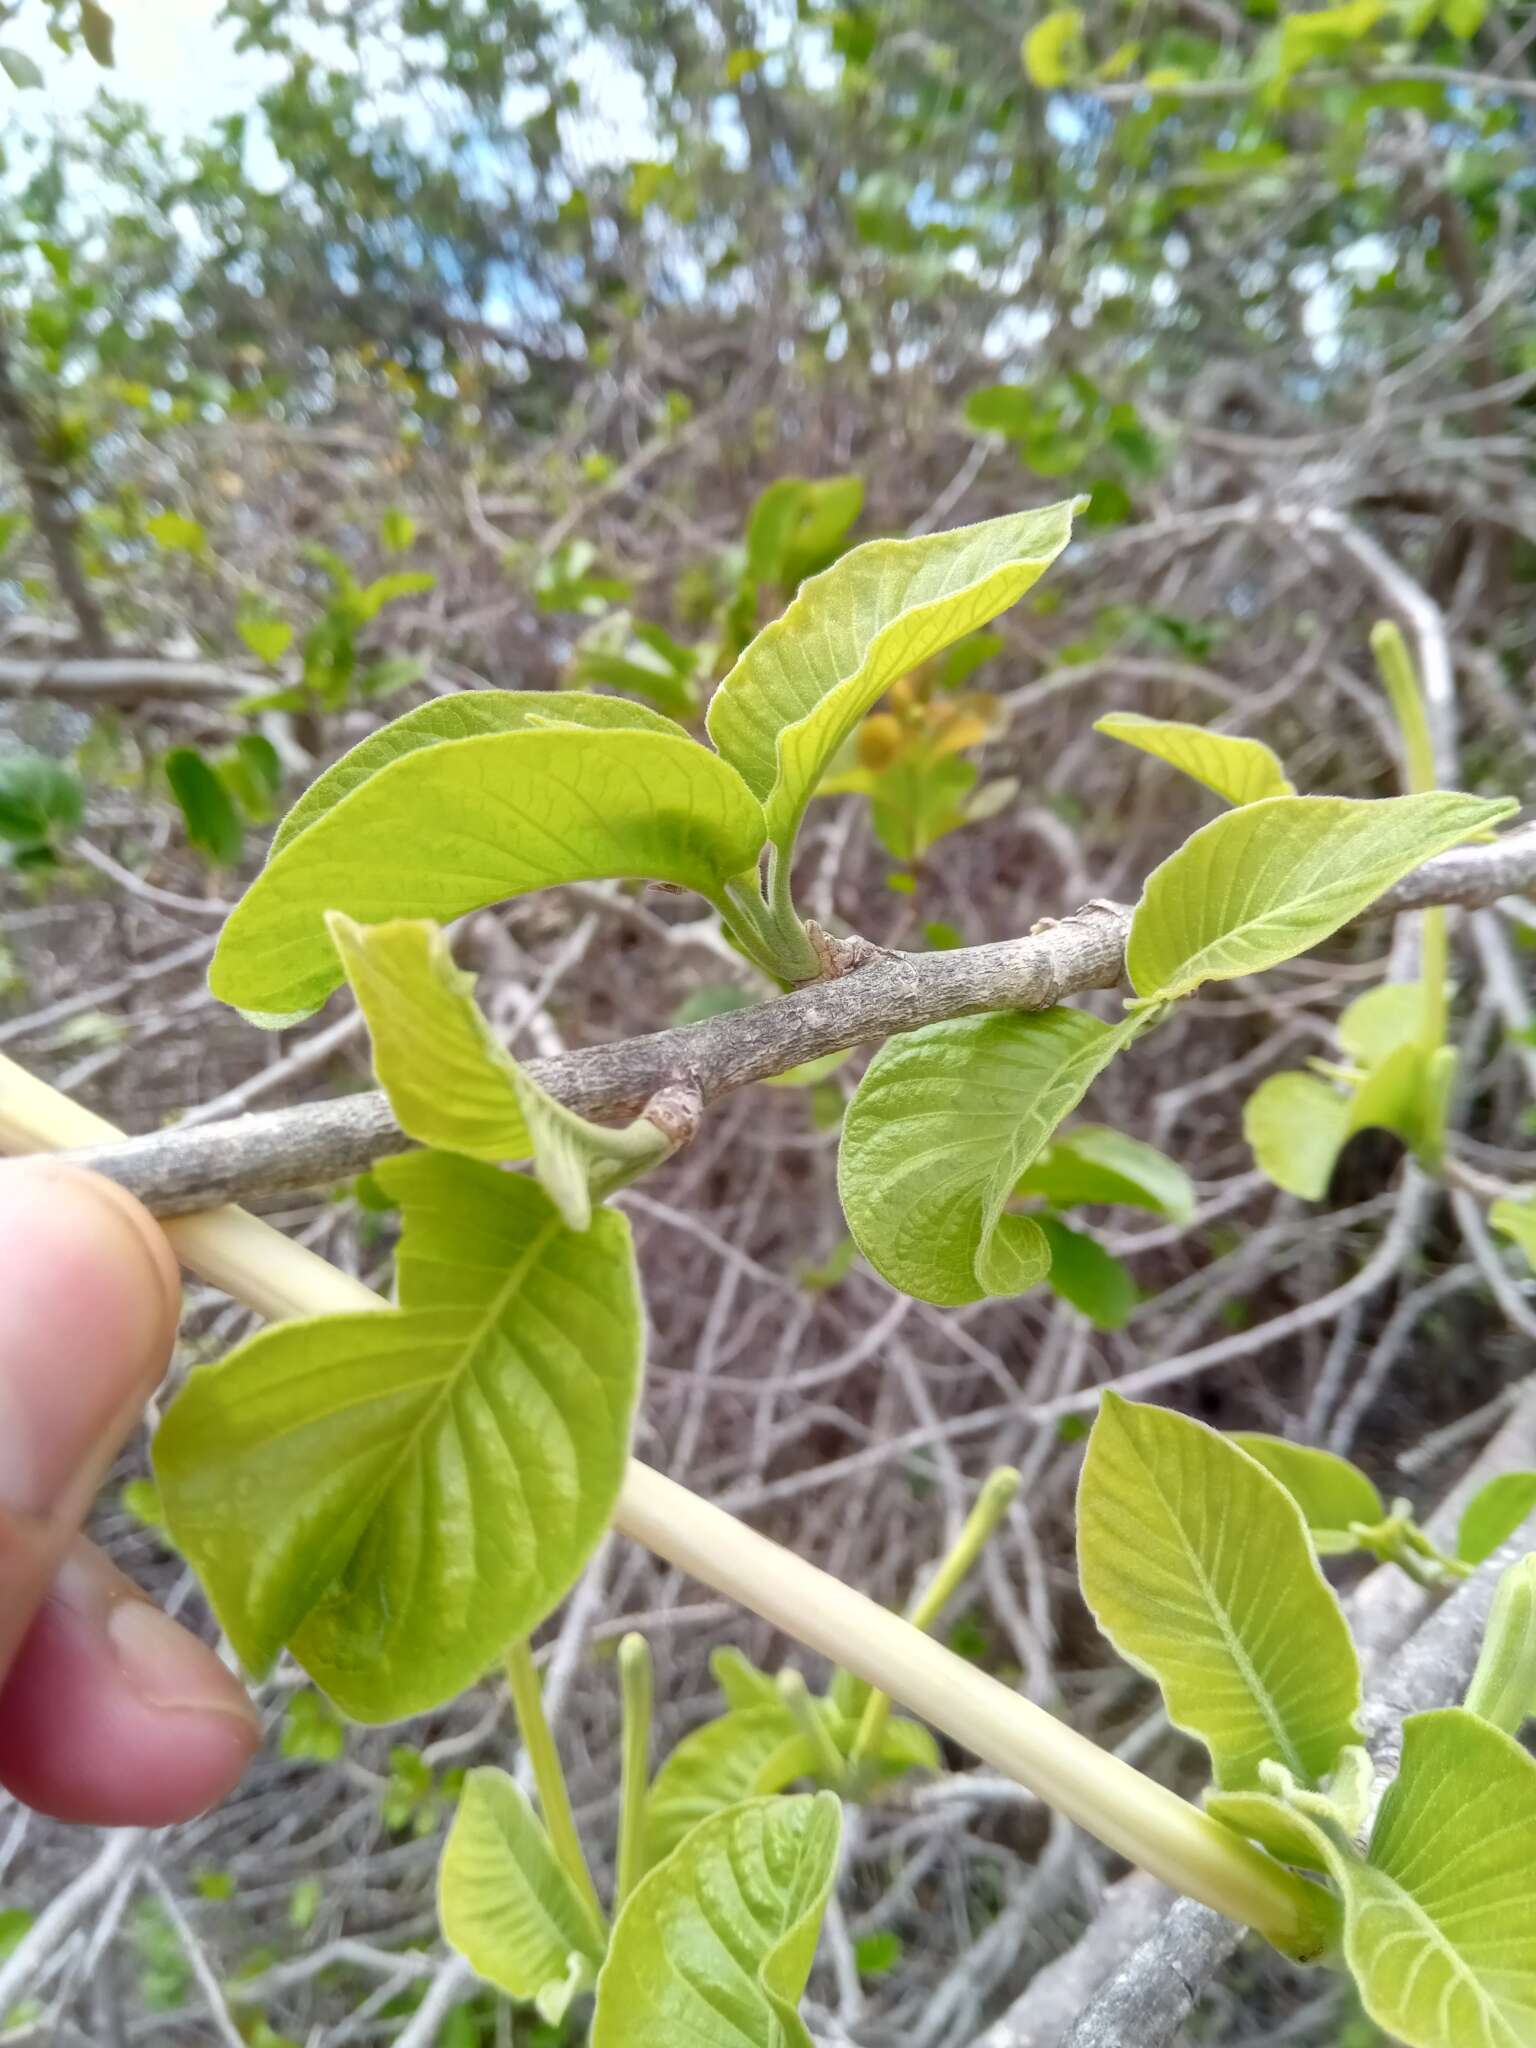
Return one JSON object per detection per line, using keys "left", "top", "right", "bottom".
{"left": 107, "top": 1596, "right": 263, "bottom": 1734}
{"left": 0, "top": 1164, "right": 179, "bottom": 1517}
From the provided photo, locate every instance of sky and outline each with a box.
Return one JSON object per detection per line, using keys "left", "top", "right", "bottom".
{"left": 5, "top": 0, "right": 282, "bottom": 137}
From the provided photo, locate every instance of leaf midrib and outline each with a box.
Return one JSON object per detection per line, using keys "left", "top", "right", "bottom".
{"left": 1128, "top": 1429, "right": 1311, "bottom": 1783}
{"left": 319, "top": 1211, "right": 565, "bottom": 1603}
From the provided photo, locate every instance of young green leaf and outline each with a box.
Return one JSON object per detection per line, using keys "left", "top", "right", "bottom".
{"left": 1244, "top": 1072, "right": 1348, "bottom": 1199}
{"left": 1326, "top": 1709, "right": 1536, "bottom": 2048}
{"left": 711, "top": 1647, "right": 784, "bottom": 1711}
{"left": 1457, "top": 1472, "right": 1536, "bottom": 1566}
{"left": 154, "top": 1152, "right": 643, "bottom": 1719}
{"left": 1039, "top": 1218, "right": 1137, "bottom": 1329}
{"left": 1336, "top": 981, "right": 1426, "bottom": 1066}
{"left": 1093, "top": 713, "right": 1294, "bottom": 808}
{"left": 438, "top": 1769, "right": 606, "bottom": 2022}
{"left": 1127, "top": 793, "right": 1515, "bottom": 1001}
{"left": 268, "top": 690, "right": 686, "bottom": 861}
{"left": 1490, "top": 1198, "right": 1536, "bottom": 1272}
{"left": 1203, "top": 1787, "right": 1334, "bottom": 1876}
{"left": 591, "top": 1794, "right": 842, "bottom": 2048}
{"left": 1463, "top": 1557, "right": 1536, "bottom": 1735}
{"left": 1015, "top": 1123, "right": 1195, "bottom": 1221}
{"left": 0, "top": 746, "right": 84, "bottom": 853}
{"left": 1229, "top": 1435, "right": 1385, "bottom": 1549}
{"left": 1078, "top": 1394, "right": 1362, "bottom": 1790}
{"left": 327, "top": 916, "right": 670, "bottom": 1229}
{"left": 838, "top": 1006, "right": 1149, "bottom": 1307}
{"left": 707, "top": 502, "right": 1078, "bottom": 854}
{"left": 210, "top": 713, "right": 766, "bottom": 1021}
{"left": 643, "top": 1707, "right": 819, "bottom": 1868}
{"left": 165, "top": 749, "right": 244, "bottom": 866}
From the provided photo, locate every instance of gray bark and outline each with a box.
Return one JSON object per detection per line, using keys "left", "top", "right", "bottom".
{"left": 51, "top": 825, "right": 1536, "bottom": 1217}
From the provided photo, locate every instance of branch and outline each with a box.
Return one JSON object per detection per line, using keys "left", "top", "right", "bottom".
{"left": 0, "top": 656, "right": 253, "bottom": 701}
{"left": 0, "top": 322, "right": 110, "bottom": 655}
{"left": 46, "top": 825, "right": 1536, "bottom": 1217}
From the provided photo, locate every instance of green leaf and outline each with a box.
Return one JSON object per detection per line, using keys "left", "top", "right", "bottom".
{"left": 1457, "top": 1473, "right": 1536, "bottom": 1566}
{"left": 643, "top": 1707, "right": 817, "bottom": 1867}
{"left": 1230, "top": 1435, "right": 1385, "bottom": 1547}
{"left": 1243, "top": 1071, "right": 1350, "bottom": 1199}
{"left": 1464, "top": 1557, "right": 1536, "bottom": 1735}
{"left": 708, "top": 503, "right": 1078, "bottom": 855}
{"left": 326, "top": 916, "right": 670, "bottom": 1230}
{"left": 0, "top": 747, "right": 83, "bottom": 849}
{"left": 379, "top": 508, "right": 417, "bottom": 552}
{"left": 1078, "top": 1394, "right": 1362, "bottom": 1789}
{"left": 855, "top": 1930, "right": 903, "bottom": 1977}
{"left": 147, "top": 510, "right": 205, "bottom": 553}
{"left": 1127, "top": 794, "right": 1516, "bottom": 1001}
{"left": 1023, "top": 7, "right": 1085, "bottom": 85}
{"left": 0, "top": 45, "right": 44, "bottom": 88}
{"left": 838, "top": 1006, "right": 1149, "bottom": 1307}
{"left": 1328, "top": 1710, "right": 1536, "bottom": 2048}
{"left": 745, "top": 475, "right": 864, "bottom": 589}
{"left": 266, "top": 691, "right": 694, "bottom": 863}
{"left": 1204, "top": 1787, "right": 1333, "bottom": 1875}
{"left": 1039, "top": 1218, "right": 1136, "bottom": 1329}
{"left": 591, "top": 1794, "right": 841, "bottom": 2048}
{"left": 352, "top": 570, "right": 436, "bottom": 621}
{"left": 1094, "top": 713, "right": 1295, "bottom": 808}
{"left": 711, "top": 1647, "right": 783, "bottom": 1711}
{"left": 1490, "top": 1199, "right": 1536, "bottom": 1273}
{"left": 154, "top": 1152, "right": 643, "bottom": 1719}
{"left": 1015, "top": 1124, "right": 1195, "bottom": 1221}
{"left": 1346, "top": 1040, "right": 1428, "bottom": 1148}
{"left": 236, "top": 614, "right": 294, "bottom": 665}
{"left": 438, "top": 1769, "right": 606, "bottom": 2023}
{"left": 80, "top": 0, "right": 115, "bottom": 66}
{"left": 210, "top": 702, "right": 765, "bottom": 1022}
{"left": 165, "top": 748, "right": 244, "bottom": 866}
{"left": 1336, "top": 982, "right": 1426, "bottom": 1066}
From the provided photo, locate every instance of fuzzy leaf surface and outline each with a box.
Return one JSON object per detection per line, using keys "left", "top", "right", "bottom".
{"left": 1094, "top": 712, "right": 1294, "bottom": 807}
{"left": 154, "top": 1153, "right": 642, "bottom": 1719}
{"left": 1078, "top": 1394, "right": 1362, "bottom": 1789}
{"left": 1229, "top": 1434, "right": 1384, "bottom": 1546}
{"left": 1015, "top": 1123, "right": 1194, "bottom": 1221}
{"left": 1127, "top": 793, "right": 1515, "bottom": 1001}
{"left": 707, "top": 503, "right": 1077, "bottom": 852}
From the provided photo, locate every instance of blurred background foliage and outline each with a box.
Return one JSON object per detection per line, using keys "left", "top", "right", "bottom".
{"left": 2, "top": 3, "right": 1535, "bottom": 2045}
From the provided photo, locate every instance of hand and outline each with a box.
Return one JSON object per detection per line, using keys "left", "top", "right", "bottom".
{"left": 0, "top": 1161, "right": 260, "bottom": 1823}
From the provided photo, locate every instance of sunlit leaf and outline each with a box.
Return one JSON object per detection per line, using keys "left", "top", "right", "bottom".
{"left": 1230, "top": 1435, "right": 1384, "bottom": 1547}
{"left": 1078, "top": 1394, "right": 1362, "bottom": 1789}
{"left": 1128, "top": 794, "right": 1514, "bottom": 1001}
{"left": 327, "top": 916, "right": 669, "bottom": 1230}
{"left": 1243, "top": 1071, "right": 1350, "bottom": 1199}
{"left": 643, "top": 1707, "right": 818, "bottom": 1868}
{"left": 1094, "top": 713, "right": 1294, "bottom": 807}
{"left": 438, "top": 1769, "right": 606, "bottom": 2022}
{"left": 591, "top": 1794, "right": 841, "bottom": 2048}
{"left": 1336, "top": 982, "right": 1426, "bottom": 1066}
{"left": 708, "top": 503, "right": 1078, "bottom": 855}
{"left": 838, "top": 1006, "right": 1149, "bottom": 1306}
{"left": 147, "top": 510, "right": 205, "bottom": 553}
{"left": 1324, "top": 1710, "right": 1536, "bottom": 2048}
{"left": 1490, "top": 1198, "right": 1536, "bottom": 1273}
{"left": 1457, "top": 1472, "right": 1536, "bottom": 1566}
{"left": 210, "top": 700, "right": 765, "bottom": 1021}
{"left": 1015, "top": 1124, "right": 1194, "bottom": 1221}
{"left": 1023, "top": 7, "right": 1085, "bottom": 86}
{"left": 155, "top": 1152, "right": 643, "bottom": 1719}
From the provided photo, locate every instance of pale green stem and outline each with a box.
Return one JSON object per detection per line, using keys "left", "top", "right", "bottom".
{"left": 504, "top": 1639, "right": 607, "bottom": 1935}
{"left": 615, "top": 1632, "right": 653, "bottom": 1911}
{"left": 719, "top": 867, "right": 820, "bottom": 983}
{"left": 1370, "top": 619, "right": 1447, "bottom": 1055}
{"left": 778, "top": 1668, "right": 850, "bottom": 1790}
{"left": 851, "top": 1466, "right": 1021, "bottom": 1766}
{"left": 1464, "top": 1556, "right": 1536, "bottom": 1735}
{"left": 0, "top": 1053, "right": 1337, "bottom": 1959}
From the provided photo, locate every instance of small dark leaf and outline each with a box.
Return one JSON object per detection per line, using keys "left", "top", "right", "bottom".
{"left": 165, "top": 748, "right": 244, "bottom": 866}
{"left": 80, "top": 0, "right": 115, "bottom": 67}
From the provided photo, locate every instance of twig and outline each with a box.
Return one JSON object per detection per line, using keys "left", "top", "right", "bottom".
{"left": 43, "top": 826, "right": 1536, "bottom": 1217}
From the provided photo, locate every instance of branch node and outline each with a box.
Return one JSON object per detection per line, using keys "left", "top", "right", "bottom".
{"left": 803, "top": 919, "right": 892, "bottom": 980}
{"left": 641, "top": 1077, "right": 705, "bottom": 1151}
